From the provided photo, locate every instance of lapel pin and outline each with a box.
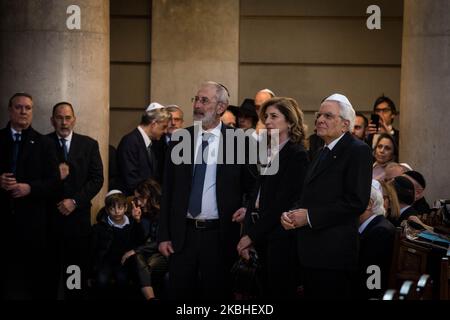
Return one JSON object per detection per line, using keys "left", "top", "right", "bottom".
{"left": 30, "top": 140, "right": 35, "bottom": 144}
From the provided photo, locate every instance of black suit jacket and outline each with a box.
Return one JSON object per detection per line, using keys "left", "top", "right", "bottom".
{"left": 117, "top": 128, "right": 160, "bottom": 195}
{"left": 48, "top": 132, "right": 104, "bottom": 237}
{"left": 244, "top": 141, "right": 309, "bottom": 244}
{"left": 359, "top": 214, "right": 395, "bottom": 298}
{"left": 158, "top": 124, "right": 257, "bottom": 263}
{"left": 297, "top": 132, "right": 373, "bottom": 271}
{"left": 0, "top": 124, "right": 59, "bottom": 248}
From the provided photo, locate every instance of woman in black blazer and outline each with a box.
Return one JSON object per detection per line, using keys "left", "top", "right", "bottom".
{"left": 237, "top": 97, "right": 309, "bottom": 299}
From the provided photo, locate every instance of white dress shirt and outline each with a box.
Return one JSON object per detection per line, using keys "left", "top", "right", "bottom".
{"left": 57, "top": 131, "right": 73, "bottom": 153}
{"left": 137, "top": 126, "right": 151, "bottom": 148}
{"left": 187, "top": 122, "right": 222, "bottom": 220}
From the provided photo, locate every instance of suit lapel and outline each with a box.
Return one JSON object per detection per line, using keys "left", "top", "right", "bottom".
{"left": 305, "top": 132, "right": 353, "bottom": 184}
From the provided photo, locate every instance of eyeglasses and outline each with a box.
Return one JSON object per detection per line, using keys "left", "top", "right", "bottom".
{"left": 192, "top": 96, "right": 217, "bottom": 106}
{"left": 374, "top": 107, "right": 391, "bottom": 114}
{"left": 315, "top": 112, "right": 343, "bottom": 121}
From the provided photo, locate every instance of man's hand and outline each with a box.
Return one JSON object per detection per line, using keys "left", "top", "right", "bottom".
{"left": 121, "top": 250, "right": 136, "bottom": 265}
{"left": 158, "top": 241, "right": 174, "bottom": 257}
{"left": 232, "top": 207, "right": 246, "bottom": 223}
{"left": 239, "top": 247, "right": 251, "bottom": 261}
{"left": 57, "top": 199, "right": 76, "bottom": 216}
{"left": 10, "top": 183, "right": 31, "bottom": 198}
{"left": 237, "top": 235, "right": 252, "bottom": 256}
{"left": 59, "top": 163, "right": 70, "bottom": 180}
{"left": 0, "top": 173, "right": 17, "bottom": 191}
{"left": 131, "top": 201, "right": 142, "bottom": 222}
{"left": 367, "top": 116, "right": 389, "bottom": 136}
{"left": 281, "top": 209, "right": 309, "bottom": 230}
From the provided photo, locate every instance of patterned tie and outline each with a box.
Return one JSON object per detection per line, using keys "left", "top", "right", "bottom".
{"left": 11, "top": 133, "right": 21, "bottom": 175}
{"left": 188, "top": 133, "right": 210, "bottom": 217}
{"left": 60, "top": 138, "right": 68, "bottom": 161}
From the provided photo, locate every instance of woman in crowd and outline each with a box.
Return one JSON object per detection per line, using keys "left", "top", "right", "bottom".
{"left": 236, "top": 97, "right": 309, "bottom": 299}
{"left": 380, "top": 180, "right": 401, "bottom": 226}
{"left": 372, "top": 133, "right": 398, "bottom": 181}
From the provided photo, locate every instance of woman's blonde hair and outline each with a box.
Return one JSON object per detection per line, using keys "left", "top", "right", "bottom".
{"left": 380, "top": 180, "right": 401, "bottom": 221}
{"left": 259, "top": 97, "right": 306, "bottom": 145}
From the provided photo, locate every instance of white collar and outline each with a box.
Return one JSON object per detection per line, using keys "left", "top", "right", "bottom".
{"left": 57, "top": 131, "right": 73, "bottom": 143}
{"left": 200, "top": 121, "right": 222, "bottom": 138}
{"left": 324, "top": 132, "right": 346, "bottom": 151}
{"left": 137, "top": 126, "right": 152, "bottom": 148}
{"left": 359, "top": 214, "right": 378, "bottom": 234}
{"left": 107, "top": 215, "right": 130, "bottom": 229}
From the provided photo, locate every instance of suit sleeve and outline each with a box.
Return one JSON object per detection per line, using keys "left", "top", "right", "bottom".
{"left": 28, "top": 135, "right": 60, "bottom": 198}
{"left": 308, "top": 143, "right": 373, "bottom": 230}
{"left": 72, "top": 140, "right": 104, "bottom": 209}
{"left": 117, "top": 136, "right": 141, "bottom": 194}
{"left": 157, "top": 141, "right": 175, "bottom": 243}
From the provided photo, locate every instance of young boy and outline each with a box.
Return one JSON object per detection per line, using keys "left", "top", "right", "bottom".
{"left": 91, "top": 190, "right": 150, "bottom": 298}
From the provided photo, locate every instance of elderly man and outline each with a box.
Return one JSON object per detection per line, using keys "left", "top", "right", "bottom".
{"left": 0, "top": 93, "right": 59, "bottom": 299}
{"left": 165, "top": 104, "right": 184, "bottom": 142}
{"left": 281, "top": 93, "right": 372, "bottom": 299}
{"left": 358, "top": 181, "right": 395, "bottom": 299}
{"left": 158, "top": 81, "right": 255, "bottom": 300}
{"left": 47, "top": 101, "right": 104, "bottom": 299}
{"left": 254, "top": 88, "right": 275, "bottom": 133}
{"left": 117, "top": 103, "right": 171, "bottom": 194}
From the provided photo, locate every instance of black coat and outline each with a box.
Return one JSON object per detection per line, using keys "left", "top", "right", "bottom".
{"left": 0, "top": 124, "right": 59, "bottom": 248}
{"left": 158, "top": 125, "right": 257, "bottom": 264}
{"left": 297, "top": 132, "right": 373, "bottom": 271}
{"left": 117, "top": 128, "right": 161, "bottom": 195}
{"left": 47, "top": 132, "right": 104, "bottom": 237}
{"left": 359, "top": 214, "right": 395, "bottom": 299}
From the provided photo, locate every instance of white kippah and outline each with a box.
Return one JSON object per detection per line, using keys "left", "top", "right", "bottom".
{"left": 105, "top": 189, "right": 123, "bottom": 198}
{"left": 146, "top": 102, "right": 165, "bottom": 112}
{"left": 324, "top": 93, "right": 352, "bottom": 109}
{"left": 400, "top": 162, "right": 413, "bottom": 171}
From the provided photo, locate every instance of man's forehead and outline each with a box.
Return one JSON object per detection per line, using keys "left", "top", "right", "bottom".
{"left": 320, "top": 100, "right": 339, "bottom": 111}
{"left": 198, "top": 85, "right": 216, "bottom": 96}
{"left": 11, "top": 96, "right": 32, "bottom": 106}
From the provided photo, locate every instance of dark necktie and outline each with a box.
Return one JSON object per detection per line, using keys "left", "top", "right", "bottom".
{"left": 11, "top": 133, "right": 21, "bottom": 175}
{"left": 315, "top": 146, "right": 330, "bottom": 172}
{"left": 147, "top": 144, "right": 157, "bottom": 174}
{"left": 188, "top": 134, "right": 210, "bottom": 217}
{"left": 60, "top": 138, "right": 68, "bottom": 161}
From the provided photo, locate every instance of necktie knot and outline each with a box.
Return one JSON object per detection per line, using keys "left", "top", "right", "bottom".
{"left": 14, "top": 133, "right": 21, "bottom": 142}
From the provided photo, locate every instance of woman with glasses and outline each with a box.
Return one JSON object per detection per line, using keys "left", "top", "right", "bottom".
{"left": 236, "top": 97, "right": 309, "bottom": 299}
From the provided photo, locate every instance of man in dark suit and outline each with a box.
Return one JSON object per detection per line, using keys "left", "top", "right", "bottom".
{"left": 281, "top": 93, "right": 373, "bottom": 299}
{"left": 158, "top": 81, "right": 256, "bottom": 300}
{"left": 0, "top": 92, "right": 59, "bottom": 299}
{"left": 47, "top": 101, "right": 104, "bottom": 299}
{"left": 117, "top": 103, "right": 171, "bottom": 195}
{"left": 358, "top": 182, "right": 395, "bottom": 299}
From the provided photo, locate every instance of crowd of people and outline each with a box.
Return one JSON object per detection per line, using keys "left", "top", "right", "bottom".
{"left": 0, "top": 82, "right": 436, "bottom": 300}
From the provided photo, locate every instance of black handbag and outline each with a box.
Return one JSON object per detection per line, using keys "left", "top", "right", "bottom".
{"left": 230, "top": 249, "right": 263, "bottom": 300}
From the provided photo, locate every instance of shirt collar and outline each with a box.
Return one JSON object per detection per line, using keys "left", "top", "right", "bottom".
{"left": 325, "top": 132, "right": 346, "bottom": 151}
{"left": 137, "top": 126, "right": 152, "bottom": 148}
{"left": 400, "top": 205, "right": 411, "bottom": 216}
{"left": 107, "top": 215, "right": 130, "bottom": 229}
{"left": 10, "top": 127, "right": 21, "bottom": 137}
{"left": 57, "top": 131, "right": 73, "bottom": 144}
{"left": 359, "top": 214, "right": 378, "bottom": 234}
{"left": 201, "top": 121, "right": 222, "bottom": 138}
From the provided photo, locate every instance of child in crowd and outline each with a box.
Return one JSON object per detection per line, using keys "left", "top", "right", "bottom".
{"left": 91, "top": 190, "right": 155, "bottom": 299}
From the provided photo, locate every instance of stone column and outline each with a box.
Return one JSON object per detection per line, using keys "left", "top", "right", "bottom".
{"left": 151, "top": 0, "right": 240, "bottom": 124}
{"left": 0, "top": 0, "right": 110, "bottom": 220}
{"left": 400, "top": 0, "right": 450, "bottom": 202}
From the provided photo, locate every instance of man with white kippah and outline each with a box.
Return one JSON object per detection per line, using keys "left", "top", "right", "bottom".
{"left": 281, "top": 93, "right": 373, "bottom": 299}
{"left": 117, "top": 102, "right": 171, "bottom": 195}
